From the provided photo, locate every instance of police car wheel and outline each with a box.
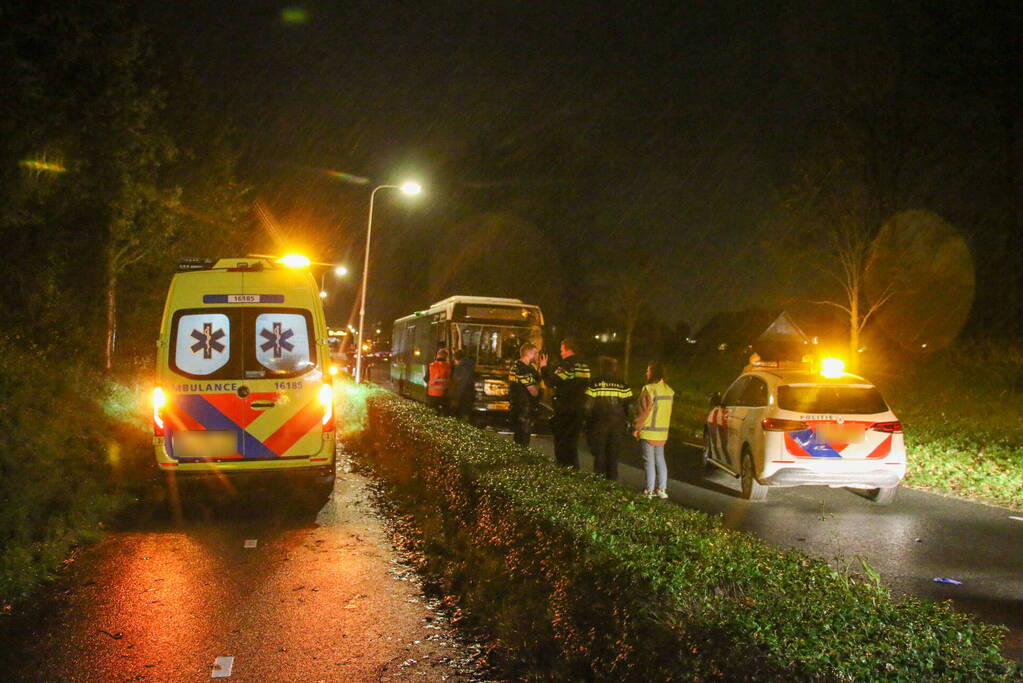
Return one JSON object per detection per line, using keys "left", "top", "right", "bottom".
{"left": 868, "top": 485, "right": 898, "bottom": 506}
{"left": 700, "top": 430, "right": 712, "bottom": 469}
{"left": 740, "top": 450, "right": 768, "bottom": 502}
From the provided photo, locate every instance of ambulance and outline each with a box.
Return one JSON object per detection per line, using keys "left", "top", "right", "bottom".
{"left": 151, "top": 256, "right": 336, "bottom": 501}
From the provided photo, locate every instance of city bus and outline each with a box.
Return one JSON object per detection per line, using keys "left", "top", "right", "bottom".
{"left": 390, "top": 295, "right": 544, "bottom": 415}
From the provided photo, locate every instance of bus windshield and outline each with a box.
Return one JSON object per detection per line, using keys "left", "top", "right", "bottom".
{"left": 452, "top": 323, "right": 543, "bottom": 367}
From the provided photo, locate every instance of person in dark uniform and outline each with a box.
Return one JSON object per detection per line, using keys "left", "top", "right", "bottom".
{"left": 509, "top": 342, "right": 541, "bottom": 446}
{"left": 584, "top": 356, "right": 634, "bottom": 481}
{"left": 540, "top": 337, "right": 590, "bottom": 469}
{"left": 450, "top": 348, "right": 476, "bottom": 419}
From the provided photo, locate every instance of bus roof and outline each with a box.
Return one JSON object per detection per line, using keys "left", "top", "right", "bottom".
{"left": 429, "top": 295, "right": 525, "bottom": 308}
{"left": 393, "top": 295, "right": 539, "bottom": 324}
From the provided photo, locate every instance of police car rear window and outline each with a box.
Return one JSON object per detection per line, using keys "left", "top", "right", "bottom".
{"left": 777, "top": 385, "right": 888, "bottom": 414}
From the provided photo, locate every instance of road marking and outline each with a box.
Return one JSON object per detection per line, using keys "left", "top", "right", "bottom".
{"left": 243, "top": 539, "right": 257, "bottom": 549}
{"left": 1009, "top": 516, "right": 1023, "bottom": 523}
{"left": 211, "top": 656, "right": 234, "bottom": 678}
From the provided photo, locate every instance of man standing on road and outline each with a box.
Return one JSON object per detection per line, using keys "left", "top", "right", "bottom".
{"left": 541, "top": 337, "right": 590, "bottom": 469}
{"left": 509, "top": 343, "right": 541, "bottom": 446}
{"left": 425, "top": 349, "right": 451, "bottom": 415}
{"left": 584, "top": 356, "right": 633, "bottom": 480}
{"left": 450, "top": 348, "right": 476, "bottom": 419}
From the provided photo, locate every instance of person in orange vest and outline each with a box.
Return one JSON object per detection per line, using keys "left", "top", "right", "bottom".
{"left": 424, "top": 348, "right": 451, "bottom": 414}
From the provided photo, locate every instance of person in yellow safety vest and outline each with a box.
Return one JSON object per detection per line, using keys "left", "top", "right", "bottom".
{"left": 633, "top": 361, "right": 674, "bottom": 499}
{"left": 425, "top": 349, "right": 451, "bottom": 415}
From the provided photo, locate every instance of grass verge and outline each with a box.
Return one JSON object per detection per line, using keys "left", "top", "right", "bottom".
{"left": 347, "top": 387, "right": 1019, "bottom": 680}
{"left": 0, "top": 341, "right": 152, "bottom": 610}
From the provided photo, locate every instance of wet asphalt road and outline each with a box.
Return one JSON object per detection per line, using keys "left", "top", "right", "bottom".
{"left": 0, "top": 465, "right": 477, "bottom": 682}
{"left": 522, "top": 429, "right": 1023, "bottom": 662}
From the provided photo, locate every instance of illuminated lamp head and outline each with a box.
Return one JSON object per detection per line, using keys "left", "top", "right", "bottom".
{"left": 819, "top": 357, "right": 846, "bottom": 379}
{"left": 279, "top": 254, "right": 311, "bottom": 268}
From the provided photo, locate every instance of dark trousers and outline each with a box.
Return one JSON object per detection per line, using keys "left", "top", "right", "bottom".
{"left": 511, "top": 402, "right": 532, "bottom": 446}
{"left": 588, "top": 423, "right": 624, "bottom": 480}
{"left": 451, "top": 387, "right": 474, "bottom": 419}
{"left": 551, "top": 410, "right": 584, "bottom": 469}
{"left": 427, "top": 394, "right": 447, "bottom": 415}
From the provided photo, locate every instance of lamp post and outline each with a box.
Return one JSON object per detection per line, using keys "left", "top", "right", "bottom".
{"left": 319, "top": 265, "right": 348, "bottom": 299}
{"left": 355, "top": 181, "right": 421, "bottom": 383}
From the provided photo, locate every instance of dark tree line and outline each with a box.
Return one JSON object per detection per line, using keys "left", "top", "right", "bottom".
{"left": 0, "top": 0, "right": 249, "bottom": 370}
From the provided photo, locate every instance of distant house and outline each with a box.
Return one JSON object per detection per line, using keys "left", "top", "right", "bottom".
{"left": 694, "top": 308, "right": 779, "bottom": 352}
{"left": 695, "top": 307, "right": 843, "bottom": 356}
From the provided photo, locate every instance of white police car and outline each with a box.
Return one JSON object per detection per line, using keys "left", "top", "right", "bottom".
{"left": 703, "top": 360, "right": 905, "bottom": 504}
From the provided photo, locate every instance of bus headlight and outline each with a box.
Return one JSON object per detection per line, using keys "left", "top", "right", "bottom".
{"left": 480, "top": 379, "right": 508, "bottom": 396}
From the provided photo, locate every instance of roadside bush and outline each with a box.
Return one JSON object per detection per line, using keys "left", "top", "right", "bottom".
{"left": 0, "top": 340, "right": 143, "bottom": 606}
{"left": 352, "top": 390, "right": 1019, "bottom": 680}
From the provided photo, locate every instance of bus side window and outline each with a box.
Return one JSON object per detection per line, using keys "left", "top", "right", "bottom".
{"left": 413, "top": 319, "right": 430, "bottom": 368}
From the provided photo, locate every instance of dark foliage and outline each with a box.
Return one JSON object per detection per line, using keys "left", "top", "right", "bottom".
{"left": 0, "top": 341, "right": 124, "bottom": 604}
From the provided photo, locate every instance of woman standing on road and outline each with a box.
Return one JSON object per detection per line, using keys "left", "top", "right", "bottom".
{"left": 633, "top": 361, "right": 674, "bottom": 499}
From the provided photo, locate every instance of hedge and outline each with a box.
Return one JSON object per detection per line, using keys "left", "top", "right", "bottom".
{"left": 0, "top": 341, "right": 147, "bottom": 607}
{"left": 349, "top": 388, "right": 1019, "bottom": 681}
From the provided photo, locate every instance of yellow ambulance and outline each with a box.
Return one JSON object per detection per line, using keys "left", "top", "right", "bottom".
{"left": 151, "top": 255, "right": 336, "bottom": 500}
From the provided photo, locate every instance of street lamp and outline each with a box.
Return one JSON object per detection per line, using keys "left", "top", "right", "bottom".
{"left": 319, "top": 265, "right": 348, "bottom": 298}
{"left": 355, "top": 181, "right": 421, "bottom": 383}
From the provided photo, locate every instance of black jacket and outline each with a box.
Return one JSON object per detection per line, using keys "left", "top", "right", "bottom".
{"left": 545, "top": 355, "right": 591, "bottom": 413}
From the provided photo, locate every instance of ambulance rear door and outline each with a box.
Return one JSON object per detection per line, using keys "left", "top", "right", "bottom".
{"left": 240, "top": 307, "right": 326, "bottom": 460}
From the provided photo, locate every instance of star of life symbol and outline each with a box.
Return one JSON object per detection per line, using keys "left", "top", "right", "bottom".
{"left": 190, "top": 322, "right": 226, "bottom": 360}
{"left": 260, "top": 322, "right": 295, "bottom": 359}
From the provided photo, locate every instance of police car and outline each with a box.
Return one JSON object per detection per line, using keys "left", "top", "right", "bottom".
{"left": 703, "top": 359, "right": 905, "bottom": 504}
{"left": 151, "top": 255, "right": 336, "bottom": 503}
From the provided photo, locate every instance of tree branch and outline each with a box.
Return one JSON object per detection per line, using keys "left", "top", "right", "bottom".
{"left": 858, "top": 284, "right": 898, "bottom": 331}
{"left": 806, "top": 298, "right": 852, "bottom": 315}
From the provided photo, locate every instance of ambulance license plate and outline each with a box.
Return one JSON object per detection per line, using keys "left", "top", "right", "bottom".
{"left": 172, "top": 430, "right": 238, "bottom": 459}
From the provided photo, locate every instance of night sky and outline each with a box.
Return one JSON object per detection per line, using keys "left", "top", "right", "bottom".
{"left": 138, "top": 0, "right": 1020, "bottom": 337}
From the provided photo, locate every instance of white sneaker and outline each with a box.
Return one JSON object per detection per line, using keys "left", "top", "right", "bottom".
{"left": 643, "top": 490, "right": 654, "bottom": 499}
{"left": 656, "top": 489, "right": 669, "bottom": 499}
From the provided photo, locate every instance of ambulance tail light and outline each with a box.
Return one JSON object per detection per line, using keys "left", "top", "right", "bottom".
{"left": 761, "top": 418, "right": 808, "bottom": 432}
{"left": 319, "top": 382, "right": 335, "bottom": 431}
{"left": 871, "top": 421, "right": 903, "bottom": 434}
{"left": 152, "top": 387, "right": 166, "bottom": 436}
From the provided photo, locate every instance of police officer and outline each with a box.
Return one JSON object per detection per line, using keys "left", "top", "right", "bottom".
{"left": 540, "top": 337, "right": 590, "bottom": 469}
{"left": 509, "top": 342, "right": 541, "bottom": 446}
{"left": 424, "top": 349, "right": 451, "bottom": 414}
{"left": 584, "top": 356, "right": 633, "bottom": 480}
{"left": 450, "top": 348, "right": 476, "bottom": 419}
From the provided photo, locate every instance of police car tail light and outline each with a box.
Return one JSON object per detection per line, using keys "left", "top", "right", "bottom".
{"left": 319, "top": 382, "right": 335, "bottom": 431}
{"left": 761, "top": 418, "right": 807, "bottom": 432}
{"left": 152, "top": 387, "right": 166, "bottom": 436}
{"left": 871, "top": 421, "right": 903, "bottom": 433}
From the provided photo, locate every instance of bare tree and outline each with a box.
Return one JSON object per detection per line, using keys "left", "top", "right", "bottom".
{"left": 597, "top": 256, "right": 658, "bottom": 379}
{"left": 780, "top": 158, "right": 900, "bottom": 367}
